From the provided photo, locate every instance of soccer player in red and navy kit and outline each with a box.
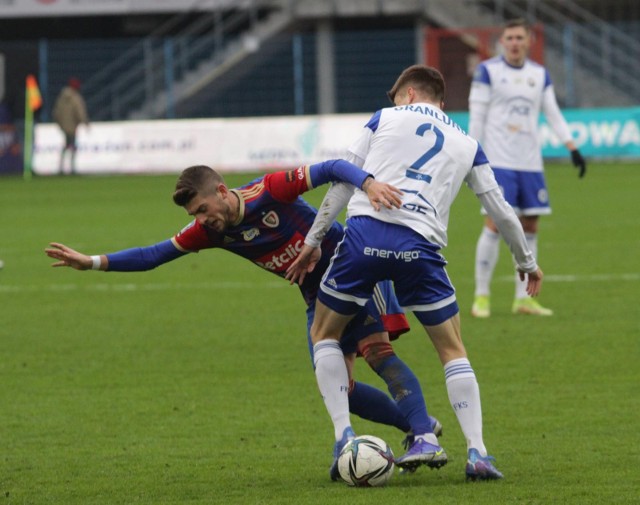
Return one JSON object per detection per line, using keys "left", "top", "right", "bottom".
{"left": 46, "top": 159, "right": 443, "bottom": 478}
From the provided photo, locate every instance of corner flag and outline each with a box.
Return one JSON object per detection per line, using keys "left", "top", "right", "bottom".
{"left": 26, "top": 74, "right": 42, "bottom": 111}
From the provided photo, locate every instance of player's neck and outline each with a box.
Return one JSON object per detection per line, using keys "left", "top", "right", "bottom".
{"left": 503, "top": 55, "right": 526, "bottom": 68}
{"left": 409, "top": 97, "right": 441, "bottom": 109}
{"left": 229, "top": 190, "right": 241, "bottom": 223}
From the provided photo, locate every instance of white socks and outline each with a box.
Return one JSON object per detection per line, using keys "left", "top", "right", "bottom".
{"left": 515, "top": 232, "right": 537, "bottom": 299}
{"left": 444, "top": 358, "right": 487, "bottom": 456}
{"left": 474, "top": 227, "right": 500, "bottom": 297}
{"left": 476, "top": 227, "right": 539, "bottom": 301}
{"left": 313, "top": 340, "right": 351, "bottom": 441}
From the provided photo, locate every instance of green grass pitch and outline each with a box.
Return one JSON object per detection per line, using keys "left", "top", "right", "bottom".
{"left": 1, "top": 161, "right": 638, "bottom": 504}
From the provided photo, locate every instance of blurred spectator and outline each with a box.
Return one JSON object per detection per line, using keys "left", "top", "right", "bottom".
{"left": 52, "top": 77, "right": 89, "bottom": 174}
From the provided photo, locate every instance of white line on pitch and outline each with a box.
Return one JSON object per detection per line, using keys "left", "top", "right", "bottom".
{"left": 0, "top": 273, "right": 638, "bottom": 293}
{"left": 495, "top": 273, "right": 640, "bottom": 282}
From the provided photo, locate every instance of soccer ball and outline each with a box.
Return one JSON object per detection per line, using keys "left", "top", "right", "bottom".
{"left": 337, "top": 435, "right": 395, "bottom": 487}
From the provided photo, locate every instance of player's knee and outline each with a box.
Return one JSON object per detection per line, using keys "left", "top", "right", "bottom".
{"left": 310, "top": 328, "right": 340, "bottom": 346}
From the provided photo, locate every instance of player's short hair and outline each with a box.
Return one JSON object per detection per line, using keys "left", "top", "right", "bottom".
{"left": 503, "top": 18, "right": 531, "bottom": 34}
{"left": 173, "top": 165, "right": 224, "bottom": 206}
{"left": 386, "top": 64, "right": 445, "bottom": 104}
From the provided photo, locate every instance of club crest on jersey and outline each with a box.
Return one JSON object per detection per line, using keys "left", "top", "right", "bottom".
{"left": 241, "top": 228, "right": 260, "bottom": 241}
{"left": 262, "top": 211, "right": 279, "bottom": 228}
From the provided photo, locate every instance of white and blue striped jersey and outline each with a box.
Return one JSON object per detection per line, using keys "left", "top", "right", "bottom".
{"left": 346, "top": 103, "right": 498, "bottom": 248}
{"left": 468, "top": 56, "right": 572, "bottom": 172}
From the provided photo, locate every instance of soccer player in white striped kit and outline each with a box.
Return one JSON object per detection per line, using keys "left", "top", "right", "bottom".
{"left": 469, "top": 18, "right": 586, "bottom": 318}
{"left": 287, "top": 64, "right": 544, "bottom": 480}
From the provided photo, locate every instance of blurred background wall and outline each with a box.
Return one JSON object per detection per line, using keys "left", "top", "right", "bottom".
{"left": 1, "top": 0, "right": 639, "bottom": 174}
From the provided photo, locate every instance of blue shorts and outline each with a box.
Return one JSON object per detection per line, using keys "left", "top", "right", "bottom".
{"left": 318, "top": 216, "right": 459, "bottom": 327}
{"left": 306, "top": 279, "right": 409, "bottom": 359}
{"left": 484, "top": 168, "right": 551, "bottom": 216}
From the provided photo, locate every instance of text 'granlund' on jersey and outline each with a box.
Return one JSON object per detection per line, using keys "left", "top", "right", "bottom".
{"left": 393, "top": 105, "right": 466, "bottom": 135}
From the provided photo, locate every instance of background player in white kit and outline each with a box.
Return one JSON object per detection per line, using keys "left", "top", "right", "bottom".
{"left": 287, "top": 64, "right": 544, "bottom": 480}
{"left": 469, "top": 18, "right": 587, "bottom": 318}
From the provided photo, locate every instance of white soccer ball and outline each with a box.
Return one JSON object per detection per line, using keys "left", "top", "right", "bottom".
{"left": 337, "top": 435, "right": 395, "bottom": 487}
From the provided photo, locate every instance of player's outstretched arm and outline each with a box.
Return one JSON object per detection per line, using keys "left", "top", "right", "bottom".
{"left": 46, "top": 239, "right": 186, "bottom": 272}
{"left": 308, "top": 160, "right": 402, "bottom": 209}
{"left": 45, "top": 242, "right": 101, "bottom": 270}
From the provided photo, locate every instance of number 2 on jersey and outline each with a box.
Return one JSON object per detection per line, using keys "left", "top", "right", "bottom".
{"left": 406, "top": 122, "right": 444, "bottom": 183}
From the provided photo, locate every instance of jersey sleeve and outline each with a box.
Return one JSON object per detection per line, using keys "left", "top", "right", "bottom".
{"left": 468, "top": 63, "right": 491, "bottom": 104}
{"left": 348, "top": 122, "right": 375, "bottom": 162}
{"left": 345, "top": 150, "right": 365, "bottom": 168}
{"left": 468, "top": 64, "right": 490, "bottom": 142}
{"left": 543, "top": 68, "right": 553, "bottom": 88}
{"left": 105, "top": 239, "right": 186, "bottom": 271}
{"left": 304, "top": 182, "right": 355, "bottom": 248}
{"left": 465, "top": 144, "right": 500, "bottom": 195}
{"left": 542, "top": 85, "right": 573, "bottom": 145}
{"left": 173, "top": 220, "right": 222, "bottom": 252}
{"left": 308, "top": 159, "right": 370, "bottom": 189}
{"left": 468, "top": 100, "right": 489, "bottom": 143}
{"left": 262, "top": 165, "right": 313, "bottom": 203}
{"left": 263, "top": 161, "right": 370, "bottom": 203}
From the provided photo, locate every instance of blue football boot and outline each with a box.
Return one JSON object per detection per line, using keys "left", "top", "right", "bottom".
{"left": 395, "top": 438, "right": 448, "bottom": 471}
{"left": 329, "top": 427, "right": 355, "bottom": 481}
{"left": 465, "top": 448, "right": 504, "bottom": 481}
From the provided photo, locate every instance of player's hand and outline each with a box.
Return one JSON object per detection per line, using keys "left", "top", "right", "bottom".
{"left": 518, "top": 267, "right": 544, "bottom": 297}
{"left": 285, "top": 244, "right": 321, "bottom": 285}
{"left": 362, "top": 177, "right": 403, "bottom": 211}
{"left": 45, "top": 242, "right": 94, "bottom": 270}
{"left": 570, "top": 149, "right": 586, "bottom": 178}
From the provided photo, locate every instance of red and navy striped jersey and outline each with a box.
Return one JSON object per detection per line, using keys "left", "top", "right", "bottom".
{"left": 174, "top": 165, "right": 344, "bottom": 306}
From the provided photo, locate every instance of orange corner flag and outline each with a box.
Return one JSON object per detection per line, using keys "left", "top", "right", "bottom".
{"left": 26, "top": 74, "right": 42, "bottom": 111}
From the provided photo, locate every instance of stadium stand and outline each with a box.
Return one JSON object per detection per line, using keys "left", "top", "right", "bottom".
{"left": 0, "top": 0, "right": 639, "bottom": 122}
